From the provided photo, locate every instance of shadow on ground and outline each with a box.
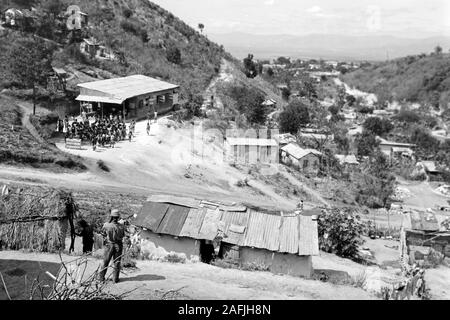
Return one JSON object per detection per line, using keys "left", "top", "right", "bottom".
{"left": 120, "top": 274, "right": 166, "bottom": 282}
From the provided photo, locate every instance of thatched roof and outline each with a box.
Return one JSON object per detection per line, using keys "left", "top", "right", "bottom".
{"left": 0, "top": 187, "right": 76, "bottom": 224}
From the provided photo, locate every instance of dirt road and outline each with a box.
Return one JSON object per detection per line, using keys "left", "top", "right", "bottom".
{"left": 0, "top": 251, "right": 375, "bottom": 300}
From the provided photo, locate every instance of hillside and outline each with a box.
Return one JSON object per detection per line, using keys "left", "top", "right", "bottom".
{"left": 342, "top": 52, "right": 450, "bottom": 109}
{"left": 0, "top": 0, "right": 237, "bottom": 99}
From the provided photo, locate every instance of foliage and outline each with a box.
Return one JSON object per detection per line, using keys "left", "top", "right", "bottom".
{"left": 224, "top": 85, "right": 267, "bottom": 125}
{"left": 353, "top": 151, "right": 396, "bottom": 208}
{"left": 183, "top": 94, "right": 203, "bottom": 119}
{"left": 355, "top": 130, "right": 379, "bottom": 157}
{"left": 363, "top": 117, "right": 393, "bottom": 136}
{"left": 166, "top": 46, "right": 182, "bottom": 65}
{"left": 243, "top": 54, "right": 258, "bottom": 78}
{"left": 342, "top": 52, "right": 450, "bottom": 108}
{"left": 410, "top": 126, "right": 440, "bottom": 156}
{"left": 394, "top": 109, "right": 421, "bottom": 123}
{"left": 7, "top": 36, "right": 56, "bottom": 113}
{"left": 278, "top": 99, "right": 310, "bottom": 134}
{"left": 317, "top": 208, "right": 365, "bottom": 260}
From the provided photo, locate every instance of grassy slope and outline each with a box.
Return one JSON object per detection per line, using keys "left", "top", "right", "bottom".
{"left": 342, "top": 53, "right": 450, "bottom": 107}
{"left": 0, "top": 97, "right": 86, "bottom": 172}
{"left": 52, "top": 0, "right": 235, "bottom": 99}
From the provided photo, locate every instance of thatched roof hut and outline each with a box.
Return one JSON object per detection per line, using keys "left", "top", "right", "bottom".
{"left": 0, "top": 186, "right": 77, "bottom": 252}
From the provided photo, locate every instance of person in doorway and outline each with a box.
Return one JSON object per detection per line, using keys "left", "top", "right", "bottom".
{"left": 146, "top": 121, "right": 151, "bottom": 136}
{"left": 76, "top": 219, "right": 94, "bottom": 254}
{"left": 99, "top": 209, "right": 126, "bottom": 283}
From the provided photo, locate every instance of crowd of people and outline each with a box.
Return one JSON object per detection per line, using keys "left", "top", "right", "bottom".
{"left": 56, "top": 110, "right": 158, "bottom": 151}
{"left": 59, "top": 114, "right": 138, "bottom": 150}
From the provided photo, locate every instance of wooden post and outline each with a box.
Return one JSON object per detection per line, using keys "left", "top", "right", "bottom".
{"left": 122, "top": 101, "right": 125, "bottom": 121}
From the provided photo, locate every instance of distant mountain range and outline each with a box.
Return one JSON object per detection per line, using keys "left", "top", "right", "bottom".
{"left": 209, "top": 32, "right": 450, "bottom": 61}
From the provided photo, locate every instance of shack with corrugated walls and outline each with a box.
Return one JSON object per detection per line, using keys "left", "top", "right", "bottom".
{"left": 132, "top": 195, "right": 319, "bottom": 278}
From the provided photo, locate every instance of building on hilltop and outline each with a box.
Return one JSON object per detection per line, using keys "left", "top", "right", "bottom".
{"left": 76, "top": 75, "right": 180, "bottom": 120}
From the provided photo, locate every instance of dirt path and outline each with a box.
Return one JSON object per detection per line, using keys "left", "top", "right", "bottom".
{"left": 0, "top": 250, "right": 375, "bottom": 300}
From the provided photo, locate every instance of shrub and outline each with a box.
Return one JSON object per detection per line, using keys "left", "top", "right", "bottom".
{"left": 317, "top": 208, "right": 365, "bottom": 260}
{"left": 97, "top": 160, "right": 110, "bottom": 172}
{"left": 166, "top": 46, "right": 181, "bottom": 65}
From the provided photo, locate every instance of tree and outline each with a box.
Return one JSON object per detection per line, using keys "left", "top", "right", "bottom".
{"left": 8, "top": 37, "right": 55, "bottom": 115}
{"left": 355, "top": 130, "right": 379, "bottom": 157}
{"left": 166, "top": 46, "right": 181, "bottom": 64}
{"left": 354, "top": 150, "right": 396, "bottom": 208}
{"left": 434, "top": 45, "right": 443, "bottom": 55}
{"left": 278, "top": 100, "right": 310, "bottom": 134}
{"left": 226, "top": 85, "right": 267, "bottom": 125}
{"left": 281, "top": 87, "right": 291, "bottom": 101}
{"left": 198, "top": 23, "right": 204, "bottom": 34}
{"left": 184, "top": 94, "right": 203, "bottom": 118}
{"left": 266, "top": 67, "right": 274, "bottom": 77}
{"left": 243, "top": 54, "right": 258, "bottom": 78}
{"left": 363, "top": 117, "right": 393, "bottom": 136}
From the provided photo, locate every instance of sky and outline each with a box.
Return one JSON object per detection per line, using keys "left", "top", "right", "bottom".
{"left": 151, "top": 0, "right": 450, "bottom": 38}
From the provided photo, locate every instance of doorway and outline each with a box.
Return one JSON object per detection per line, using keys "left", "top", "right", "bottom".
{"left": 199, "top": 240, "right": 215, "bottom": 264}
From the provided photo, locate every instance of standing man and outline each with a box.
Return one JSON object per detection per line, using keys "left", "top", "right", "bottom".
{"left": 76, "top": 219, "right": 94, "bottom": 254}
{"left": 146, "top": 121, "right": 151, "bottom": 136}
{"left": 99, "top": 209, "right": 126, "bottom": 283}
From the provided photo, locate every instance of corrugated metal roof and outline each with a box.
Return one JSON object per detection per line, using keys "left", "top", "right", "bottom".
{"left": 226, "top": 137, "right": 278, "bottom": 147}
{"left": 281, "top": 143, "right": 322, "bottom": 160}
{"left": 220, "top": 211, "right": 249, "bottom": 245}
{"left": 77, "top": 75, "right": 179, "bottom": 101}
{"left": 242, "top": 210, "right": 265, "bottom": 248}
{"left": 198, "top": 209, "right": 222, "bottom": 240}
{"left": 156, "top": 205, "right": 190, "bottom": 235}
{"left": 133, "top": 196, "right": 319, "bottom": 256}
{"left": 147, "top": 195, "right": 200, "bottom": 208}
{"left": 179, "top": 208, "right": 206, "bottom": 238}
{"left": 299, "top": 216, "right": 319, "bottom": 255}
{"left": 133, "top": 202, "right": 169, "bottom": 231}
{"left": 279, "top": 216, "right": 299, "bottom": 254}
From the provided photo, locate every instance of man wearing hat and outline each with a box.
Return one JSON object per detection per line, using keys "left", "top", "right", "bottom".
{"left": 99, "top": 209, "right": 126, "bottom": 283}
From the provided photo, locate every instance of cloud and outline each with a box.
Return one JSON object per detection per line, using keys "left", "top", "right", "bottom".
{"left": 264, "top": 0, "right": 275, "bottom": 6}
{"left": 307, "top": 6, "right": 322, "bottom": 14}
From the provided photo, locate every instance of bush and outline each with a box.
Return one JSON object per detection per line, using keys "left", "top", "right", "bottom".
{"left": 97, "top": 160, "right": 110, "bottom": 172}
{"left": 278, "top": 100, "right": 310, "bottom": 134}
{"left": 317, "top": 208, "right": 365, "bottom": 260}
{"left": 166, "top": 46, "right": 181, "bottom": 65}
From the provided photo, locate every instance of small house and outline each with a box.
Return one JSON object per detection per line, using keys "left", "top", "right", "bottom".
{"left": 80, "top": 38, "right": 100, "bottom": 59}
{"left": 416, "top": 161, "right": 441, "bottom": 176}
{"left": 377, "top": 137, "right": 415, "bottom": 159}
{"left": 401, "top": 210, "right": 450, "bottom": 264}
{"left": 280, "top": 143, "right": 322, "bottom": 173}
{"left": 225, "top": 137, "right": 278, "bottom": 165}
{"left": 131, "top": 195, "right": 319, "bottom": 278}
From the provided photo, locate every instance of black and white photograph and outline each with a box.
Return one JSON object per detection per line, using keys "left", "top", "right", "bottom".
{"left": 0, "top": 0, "right": 449, "bottom": 307}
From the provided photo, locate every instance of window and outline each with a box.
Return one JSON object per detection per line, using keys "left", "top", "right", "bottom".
{"left": 138, "top": 100, "right": 143, "bottom": 108}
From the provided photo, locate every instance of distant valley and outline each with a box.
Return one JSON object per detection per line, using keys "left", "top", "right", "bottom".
{"left": 209, "top": 32, "right": 450, "bottom": 61}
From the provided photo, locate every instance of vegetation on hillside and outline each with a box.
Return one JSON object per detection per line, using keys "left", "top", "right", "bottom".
{"left": 342, "top": 51, "right": 450, "bottom": 109}
{"left": 0, "top": 98, "right": 86, "bottom": 171}
{"left": 0, "top": 0, "right": 235, "bottom": 101}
